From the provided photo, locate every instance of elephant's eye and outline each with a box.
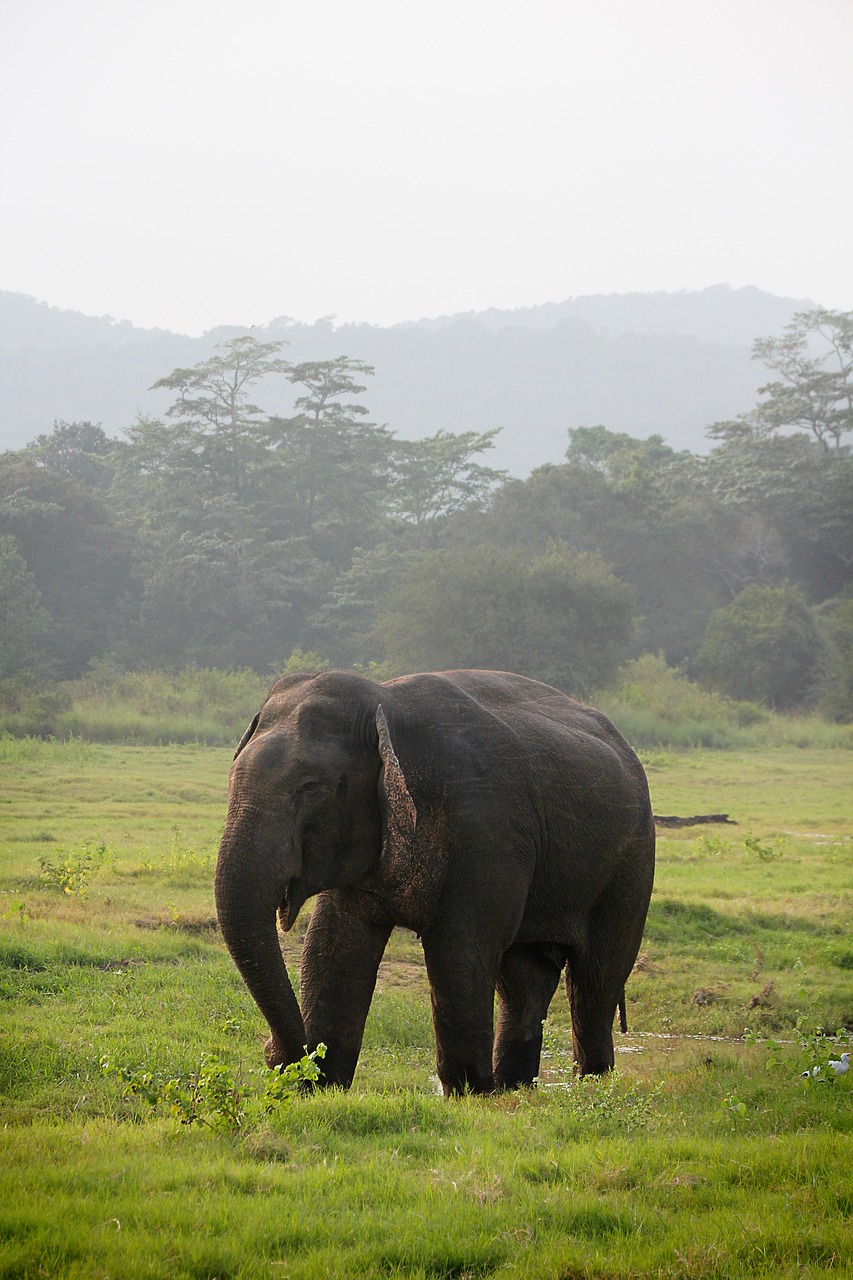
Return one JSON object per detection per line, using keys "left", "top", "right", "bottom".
{"left": 296, "top": 779, "right": 321, "bottom": 795}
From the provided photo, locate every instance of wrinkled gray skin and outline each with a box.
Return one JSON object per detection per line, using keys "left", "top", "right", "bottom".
{"left": 215, "top": 669, "right": 655, "bottom": 1095}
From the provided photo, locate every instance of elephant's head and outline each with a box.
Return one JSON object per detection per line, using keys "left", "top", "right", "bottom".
{"left": 214, "top": 672, "right": 416, "bottom": 1069}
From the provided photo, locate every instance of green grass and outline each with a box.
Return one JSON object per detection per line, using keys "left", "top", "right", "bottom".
{"left": 1, "top": 744, "right": 851, "bottom": 1277}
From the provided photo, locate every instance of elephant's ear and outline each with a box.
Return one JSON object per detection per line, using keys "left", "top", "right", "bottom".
{"left": 233, "top": 713, "right": 260, "bottom": 761}
{"left": 375, "top": 704, "right": 417, "bottom": 866}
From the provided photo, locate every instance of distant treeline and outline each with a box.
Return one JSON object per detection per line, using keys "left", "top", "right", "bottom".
{"left": 1, "top": 308, "right": 852, "bottom": 724}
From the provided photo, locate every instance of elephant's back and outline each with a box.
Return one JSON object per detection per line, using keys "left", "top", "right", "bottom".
{"left": 387, "top": 669, "right": 640, "bottom": 763}
{"left": 384, "top": 667, "right": 652, "bottom": 829}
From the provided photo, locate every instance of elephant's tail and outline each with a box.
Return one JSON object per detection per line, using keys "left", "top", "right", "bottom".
{"left": 618, "top": 988, "right": 627, "bottom": 1034}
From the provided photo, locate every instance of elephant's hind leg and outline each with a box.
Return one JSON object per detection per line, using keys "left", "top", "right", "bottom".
{"left": 565, "top": 956, "right": 619, "bottom": 1077}
{"left": 494, "top": 943, "right": 564, "bottom": 1089}
{"left": 568, "top": 849, "right": 653, "bottom": 1076}
{"left": 566, "top": 921, "right": 643, "bottom": 1076}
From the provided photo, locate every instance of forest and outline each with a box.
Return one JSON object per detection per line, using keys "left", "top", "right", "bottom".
{"left": 1, "top": 306, "right": 851, "bottom": 728}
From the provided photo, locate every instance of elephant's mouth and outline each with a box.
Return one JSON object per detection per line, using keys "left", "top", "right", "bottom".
{"left": 279, "top": 879, "right": 298, "bottom": 932}
{"left": 279, "top": 877, "right": 309, "bottom": 932}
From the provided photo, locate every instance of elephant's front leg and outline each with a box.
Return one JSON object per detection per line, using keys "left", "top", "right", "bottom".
{"left": 421, "top": 935, "right": 499, "bottom": 1095}
{"left": 300, "top": 889, "right": 393, "bottom": 1088}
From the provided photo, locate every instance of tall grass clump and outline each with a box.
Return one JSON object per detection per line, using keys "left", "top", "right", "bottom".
{"left": 4, "top": 654, "right": 852, "bottom": 749}
{"left": 0, "top": 734, "right": 100, "bottom": 764}
{"left": 599, "top": 654, "right": 853, "bottom": 750}
{"left": 0, "top": 665, "right": 270, "bottom": 744}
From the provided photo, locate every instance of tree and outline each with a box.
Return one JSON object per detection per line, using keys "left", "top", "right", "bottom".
{"left": 751, "top": 308, "right": 853, "bottom": 452}
{"left": 389, "top": 428, "right": 505, "bottom": 531}
{"left": 151, "top": 335, "right": 291, "bottom": 495}
{"left": 308, "top": 542, "right": 426, "bottom": 666}
{"left": 696, "top": 583, "right": 822, "bottom": 710}
{"left": 374, "top": 544, "right": 635, "bottom": 695}
{"left": 0, "top": 535, "right": 53, "bottom": 678}
{"left": 27, "top": 420, "right": 116, "bottom": 487}
{"left": 814, "top": 597, "right": 853, "bottom": 723}
{"left": 457, "top": 429, "right": 732, "bottom": 665}
{"left": 0, "top": 456, "right": 136, "bottom": 677}
{"left": 703, "top": 421, "right": 853, "bottom": 600}
{"left": 118, "top": 354, "right": 393, "bottom": 667}
{"left": 127, "top": 524, "right": 332, "bottom": 671}
{"left": 263, "top": 358, "right": 394, "bottom": 561}
{"left": 565, "top": 425, "right": 685, "bottom": 476}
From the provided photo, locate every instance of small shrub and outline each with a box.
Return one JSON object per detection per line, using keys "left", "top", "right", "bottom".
{"left": 746, "top": 1017, "right": 853, "bottom": 1084}
{"left": 98, "top": 1045, "right": 327, "bottom": 1130}
{"left": 0, "top": 733, "right": 99, "bottom": 763}
{"left": 743, "top": 831, "right": 786, "bottom": 862}
{"left": 165, "top": 825, "right": 216, "bottom": 875}
{"left": 719, "top": 1094, "right": 748, "bottom": 1119}
{"left": 598, "top": 653, "right": 766, "bottom": 749}
{"left": 280, "top": 649, "right": 331, "bottom": 675}
{"left": 692, "top": 833, "right": 736, "bottom": 858}
{"left": 3, "top": 899, "right": 31, "bottom": 923}
{"left": 262, "top": 1045, "right": 327, "bottom": 1113}
{"left": 38, "top": 839, "right": 111, "bottom": 896}
{"left": 100, "top": 1053, "right": 244, "bottom": 1130}
{"left": 162, "top": 1056, "right": 245, "bottom": 1129}
{"left": 598, "top": 653, "right": 853, "bottom": 750}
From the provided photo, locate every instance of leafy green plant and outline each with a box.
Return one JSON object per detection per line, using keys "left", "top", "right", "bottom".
{"left": 162, "top": 1056, "right": 245, "bottom": 1129}
{"left": 100, "top": 1053, "right": 245, "bottom": 1130}
{"left": 743, "top": 831, "right": 786, "bottom": 862}
{"left": 38, "top": 839, "right": 111, "bottom": 895}
{"left": 689, "top": 831, "right": 786, "bottom": 861}
{"left": 719, "top": 1093, "right": 747, "bottom": 1119}
{"left": 2, "top": 899, "right": 31, "bottom": 922}
{"left": 165, "top": 825, "right": 215, "bottom": 875}
{"left": 692, "top": 833, "right": 735, "bottom": 858}
{"left": 746, "top": 1016, "right": 853, "bottom": 1085}
{"left": 261, "top": 1044, "right": 327, "bottom": 1113}
{"left": 99, "top": 1057, "right": 162, "bottom": 1107}
{"left": 98, "top": 1046, "right": 327, "bottom": 1130}
{"left": 281, "top": 648, "right": 330, "bottom": 675}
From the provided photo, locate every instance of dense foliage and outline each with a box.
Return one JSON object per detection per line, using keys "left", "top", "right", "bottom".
{"left": 1, "top": 311, "right": 852, "bottom": 717}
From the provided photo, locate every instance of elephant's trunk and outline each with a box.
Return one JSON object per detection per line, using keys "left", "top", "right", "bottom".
{"left": 214, "top": 812, "right": 306, "bottom": 1068}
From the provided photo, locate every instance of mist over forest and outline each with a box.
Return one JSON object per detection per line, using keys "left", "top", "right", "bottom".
{"left": 1, "top": 288, "right": 851, "bottom": 730}
{"left": 0, "top": 285, "right": 812, "bottom": 472}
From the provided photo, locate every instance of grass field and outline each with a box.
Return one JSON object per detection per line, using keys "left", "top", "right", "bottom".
{"left": 1, "top": 739, "right": 851, "bottom": 1278}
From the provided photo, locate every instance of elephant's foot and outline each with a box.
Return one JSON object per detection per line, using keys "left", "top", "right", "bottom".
{"left": 441, "top": 1071, "right": 495, "bottom": 1097}
{"left": 493, "top": 1035, "right": 543, "bottom": 1090}
{"left": 264, "top": 1033, "right": 288, "bottom": 1069}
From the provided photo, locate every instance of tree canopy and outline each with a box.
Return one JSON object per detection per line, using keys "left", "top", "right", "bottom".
{"left": 751, "top": 308, "right": 853, "bottom": 451}
{"left": 2, "top": 312, "right": 852, "bottom": 716}
{"left": 375, "top": 544, "right": 635, "bottom": 696}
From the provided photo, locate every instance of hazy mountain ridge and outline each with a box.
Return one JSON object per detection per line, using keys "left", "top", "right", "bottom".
{"left": 0, "top": 286, "right": 813, "bottom": 474}
{"left": 393, "top": 283, "right": 814, "bottom": 346}
{"left": 0, "top": 291, "right": 177, "bottom": 350}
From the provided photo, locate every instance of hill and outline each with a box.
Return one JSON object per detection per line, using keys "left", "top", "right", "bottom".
{"left": 0, "top": 285, "right": 813, "bottom": 474}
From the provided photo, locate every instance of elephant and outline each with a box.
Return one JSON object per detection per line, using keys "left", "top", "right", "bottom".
{"left": 214, "top": 668, "right": 655, "bottom": 1095}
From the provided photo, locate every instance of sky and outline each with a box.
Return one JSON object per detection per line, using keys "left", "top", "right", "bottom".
{"left": 1, "top": 0, "right": 851, "bottom": 336}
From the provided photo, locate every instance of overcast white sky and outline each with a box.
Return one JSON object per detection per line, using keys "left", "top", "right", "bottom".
{"left": 1, "top": 0, "right": 851, "bottom": 335}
